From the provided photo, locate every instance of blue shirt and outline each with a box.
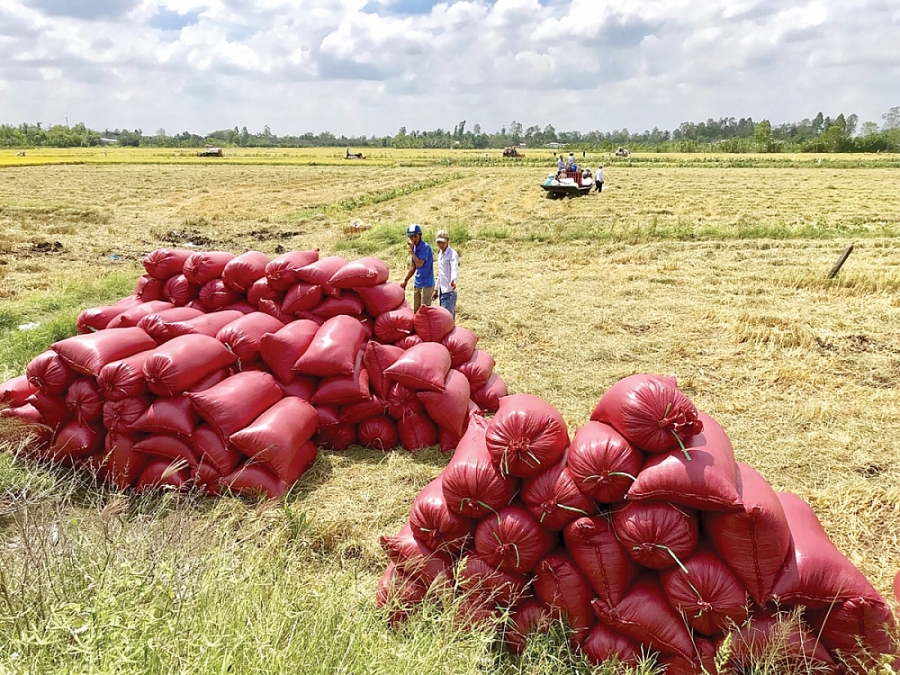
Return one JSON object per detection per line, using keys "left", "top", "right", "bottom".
{"left": 412, "top": 240, "right": 434, "bottom": 288}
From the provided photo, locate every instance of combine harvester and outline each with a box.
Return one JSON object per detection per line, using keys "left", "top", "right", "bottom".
{"left": 541, "top": 169, "right": 593, "bottom": 198}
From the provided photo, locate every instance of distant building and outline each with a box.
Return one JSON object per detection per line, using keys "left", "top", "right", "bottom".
{"left": 547, "top": 142, "right": 565, "bottom": 149}
{"left": 99, "top": 138, "right": 118, "bottom": 145}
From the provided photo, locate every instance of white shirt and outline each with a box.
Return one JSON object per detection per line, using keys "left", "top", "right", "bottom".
{"left": 596, "top": 168, "right": 604, "bottom": 182}
{"left": 436, "top": 245, "right": 459, "bottom": 293}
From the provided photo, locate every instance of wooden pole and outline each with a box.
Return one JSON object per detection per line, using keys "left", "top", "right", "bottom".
{"left": 827, "top": 244, "right": 854, "bottom": 279}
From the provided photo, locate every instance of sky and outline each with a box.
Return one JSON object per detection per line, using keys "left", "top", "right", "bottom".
{"left": 0, "top": 0, "right": 898, "bottom": 138}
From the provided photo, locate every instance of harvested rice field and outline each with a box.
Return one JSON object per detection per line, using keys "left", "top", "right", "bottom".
{"left": 1, "top": 150, "right": 898, "bottom": 674}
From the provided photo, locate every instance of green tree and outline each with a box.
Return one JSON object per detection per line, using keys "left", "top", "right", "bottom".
{"left": 754, "top": 119, "right": 772, "bottom": 151}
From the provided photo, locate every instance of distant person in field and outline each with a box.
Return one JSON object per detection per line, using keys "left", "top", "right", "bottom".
{"left": 432, "top": 229, "right": 459, "bottom": 319}
{"left": 595, "top": 165, "right": 604, "bottom": 192}
{"left": 567, "top": 152, "right": 577, "bottom": 171}
{"left": 556, "top": 155, "right": 565, "bottom": 176}
{"left": 401, "top": 223, "right": 434, "bottom": 311}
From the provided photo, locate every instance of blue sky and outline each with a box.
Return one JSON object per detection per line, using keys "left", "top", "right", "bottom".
{"left": 0, "top": 0, "right": 897, "bottom": 137}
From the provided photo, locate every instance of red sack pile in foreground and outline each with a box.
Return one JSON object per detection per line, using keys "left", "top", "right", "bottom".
{"left": 0, "top": 248, "right": 508, "bottom": 498}
{"left": 377, "top": 376, "right": 898, "bottom": 674}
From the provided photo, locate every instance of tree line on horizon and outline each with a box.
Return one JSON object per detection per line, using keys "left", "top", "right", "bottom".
{"left": 2, "top": 107, "right": 899, "bottom": 153}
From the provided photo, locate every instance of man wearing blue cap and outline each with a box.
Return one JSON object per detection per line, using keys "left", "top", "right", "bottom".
{"left": 400, "top": 223, "right": 434, "bottom": 311}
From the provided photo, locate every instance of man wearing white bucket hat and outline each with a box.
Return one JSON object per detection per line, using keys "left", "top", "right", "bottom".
{"left": 432, "top": 229, "right": 459, "bottom": 319}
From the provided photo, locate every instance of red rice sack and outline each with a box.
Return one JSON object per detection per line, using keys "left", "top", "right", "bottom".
{"left": 726, "top": 613, "right": 835, "bottom": 673}
{"left": 191, "top": 424, "right": 242, "bottom": 474}
{"left": 408, "top": 476, "right": 475, "bottom": 552}
{"left": 563, "top": 515, "right": 638, "bottom": 608}
{"left": 474, "top": 505, "right": 556, "bottom": 575}
{"left": 183, "top": 251, "right": 235, "bottom": 286}
{"left": 26, "top": 350, "right": 78, "bottom": 394}
{"left": 230, "top": 398, "right": 318, "bottom": 480}
{"left": 504, "top": 601, "right": 553, "bottom": 656}
{"left": 135, "top": 458, "right": 190, "bottom": 492}
{"left": 375, "top": 562, "right": 428, "bottom": 627}
{"left": 339, "top": 395, "right": 387, "bottom": 424}
{"left": 102, "top": 396, "right": 150, "bottom": 434}
{"left": 103, "top": 433, "right": 149, "bottom": 490}
{"left": 533, "top": 551, "right": 596, "bottom": 637}
{"left": 97, "top": 352, "right": 150, "bottom": 402}
{"left": 772, "top": 492, "right": 884, "bottom": 624}
{"left": 593, "top": 575, "right": 696, "bottom": 661}
{"left": 133, "top": 434, "right": 199, "bottom": 467}
{"left": 590, "top": 374, "right": 703, "bottom": 453}
{"left": 216, "top": 312, "right": 285, "bottom": 364}
{"left": 107, "top": 301, "right": 175, "bottom": 329}
{"left": 363, "top": 342, "right": 404, "bottom": 399}
{"left": 143, "top": 334, "right": 238, "bottom": 397}
{"left": 383, "top": 342, "right": 452, "bottom": 392}
{"left": 380, "top": 523, "right": 453, "bottom": 589}
{"left": 26, "top": 391, "right": 71, "bottom": 431}
{"left": 193, "top": 462, "right": 223, "bottom": 496}
{"left": 312, "top": 423, "right": 357, "bottom": 451}
{"left": 292, "top": 315, "right": 367, "bottom": 377}
{"left": 52, "top": 327, "right": 156, "bottom": 377}
{"left": 580, "top": 623, "right": 640, "bottom": 669}
{"left": 329, "top": 256, "right": 389, "bottom": 289}
{"left": 442, "top": 416, "right": 519, "bottom": 520}
{"left": 807, "top": 597, "right": 896, "bottom": 667}
{"left": 1, "top": 375, "right": 38, "bottom": 407}
{"left": 76, "top": 295, "right": 142, "bottom": 334}
{"left": 627, "top": 413, "right": 742, "bottom": 511}
{"left": 394, "top": 333, "right": 422, "bottom": 350}
{"left": 386, "top": 382, "right": 425, "bottom": 420}
{"left": 295, "top": 256, "right": 347, "bottom": 297}
{"left": 521, "top": 454, "right": 596, "bottom": 530}
{"left": 470, "top": 372, "right": 506, "bottom": 412}
{"left": 311, "top": 352, "right": 369, "bottom": 405}
{"left": 143, "top": 248, "right": 194, "bottom": 280}
{"left": 164, "top": 310, "right": 244, "bottom": 339}
{"left": 660, "top": 545, "right": 749, "bottom": 636}
{"left": 281, "top": 282, "right": 324, "bottom": 314}
{"left": 703, "top": 462, "right": 792, "bottom": 605}
{"left": 221, "top": 300, "right": 256, "bottom": 315}
{"left": 131, "top": 396, "right": 198, "bottom": 436}
{"left": 198, "top": 279, "right": 240, "bottom": 310}
{"left": 220, "top": 463, "right": 291, "bottom": 499}
{"left": 417, "top": 370, "right": 470, "bottom": 436}
{"left": 566, "top": 421, "right": 642, "bottom": 504}
{"left": 355, "top": 282, "right": 405, "bottom": 316}
{"left": 485, "top": 394, "right": 569, "bottom": 478}
{"left": 397, "top": 412, "right": 437, "bottom": 452}
{"left": 134, "top": 275, "right": 165, "bottom": 302}
{"left": 612, "top": 501, "right": 699, "bottom": 570}
{"left": 374, "top": 306, "right": 415, "bottom": 343}
{"left": 456, "top": 556, "right": 528, "bottom": 607}
{"left": 413, "top": 305, "right": 455, "bottom": 342}
{"left": 48, "top": 420, "right": 104, "bottom": 462}
{"left": 265, "top": 249, "right": 319, "bottom": 291}
{"left": 310, "top": 293, "right": 364, "bottom": 319}
{"left": 187, "top": 371, "right": 283, "bottom": 441}
{"left": 438, "top": 427, "right": 461, "bottom": 454}
{"left": 162, "top": 274, "right": 199, "bottom": 306}
{"left": 456, "top": 349, "right": 495, "bottom": 391}
{"left": 440, "top": 327, "right": 478, "bottom": 369}
{"left": 259, "top": 319, "right": 319, "bottom": 384}
{"left": 256, "top": 298, "right": 293, "bottom": 325}
{"left": 356, "top": 415, "right": 398, "bottom": 450}
{"left": 246, "top": 277, "right": 279, "bottom": 307}
{"left": 222, "top": 250, "right": 269, "bottom": 292}
{"left": 277, "top": 375, "right": 317, "bottom": 401}
{"left": 64, "top": 378, "right": 103, "bottom": 423}
{"left": 137, "top": 307, "right": 204, "bottom": 343}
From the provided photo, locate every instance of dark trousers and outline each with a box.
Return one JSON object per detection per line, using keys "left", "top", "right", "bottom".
{"left": 596, "top": 181, "right": 603, "bottom": 193}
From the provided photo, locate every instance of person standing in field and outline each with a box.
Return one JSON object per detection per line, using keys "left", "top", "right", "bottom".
{"left": 432, "top": 229, "right": 459, "bottom": 319}
{"left": 595, "top": 165, "right": 604, "bottom": 192}
{"left": 400, "top": 223, "right": 434, "bottom": 311}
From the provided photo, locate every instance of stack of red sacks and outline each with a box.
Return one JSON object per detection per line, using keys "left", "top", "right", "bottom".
{"left": 0, "top": 248, "right": 508, "bottom": 497}
{"left": 377, "top": 375, "right": 898, "bottom": 674}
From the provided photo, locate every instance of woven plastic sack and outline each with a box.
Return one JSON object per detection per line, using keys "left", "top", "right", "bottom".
{"left": 394, "top": 333, "right": 422, "bottom": 350}
{"left": 96, "top": 352, "right": 149, "bottom": 402}
{"left": 103, "top": 433, "right": 149, "bottom": 490}
{"left": 441, "top": 416, "right": 519, "bottom": 520}
{"left": 485, "top": 394, "right": 569, "bottom": 478}
{"left": 143, "top": 334, "right": 238, "bottom": 397}
{"left": 417, "top": 370, "right": 470, "bottom": 436}
{"left": 187, "top": 371, "right": 283, "bottom": 441}
{"left": 295, "top": 256, "right": 347, "bottom": 297}
{"left": 375, "top": 562, "right": 428, "bottom": 627}
{"left": 329, "top": 256, "right": 389, "bottom": 289}
{"left": 281, "top": 282, "right": 323, "bottom": 315}
{"left": 456, "top": 349, "right": 495, "bottom": 391}
{"left": 219, "top": 462, "right": 290, "bottom": 498}
{"left": 612, "top": 501, "right": 699, "bottom": 570}
{"left": 292, "top": 315, "right": 367, "bottom": 377}
{"left": 456, "top": 556, "right": 528, "bottom": 607}
{"left": 355, "top": 282, "right": 405, "bottom": 316}
{"left": 134, "top": 458, "right": 191, "bottom": 493}
{"left": 563, "top": 515, "right": 638, "bottom": 608}
{"left": 1, "top": 375, "right": 38, "bottom": 407}
{"left": 76, "top": 295, "right": 142, "bottom": 334}
{"left": 380, "top": 523, "right": 453, "bottom": 589}
{"left": 26, "top": 350, "right": 78, "bottom": 394}
{"left": 703, "top": 462, "right": 792, "bottom": 605}
{"left": 408, "top": 475, "right": 475, "bottom": 552}
{"left": 533, "top": 551, "right": 596, "bottom": 637}
{"left": 521, "top": 454, "right": 596, "bottom": 530}
{"left": 258, "top": 319, "right": 319, "bottom": 385}
{"left": 107, "top": 301, "right": 175, "bottom": 329}
{"left": 363, "top": 342, "right": 405, "bottom": 399}
{"left": 230, "top": 398, "right": 318, "bottom": 481}
{"left": 312, "top": 422, "right": 357, "bottom": 451}
{"left": 192, "top": 424, "right": 242, "bottom": 474}
{"left": 726, "top": 613, "right": 835, "bottom": 673}
{"left": 374, "top": 306, "right": 415, "bottom": 343}
{"left": 310, "top": 293, "right": 364, "bottom": 319}
{"left": 397, "top": 412, "right": 437, "bottom": 452}
{"left": 134, "top": 275, "right": 165, "bottom": 302}
{"left": 143, "top": 248, "right": 194, "bottom": 280}
{"left": 384, "top": 342, "right": 452, "bottom": 392}
{"left": 411, "top": 305, "right": 454, "bottom": 342}
{"left": 131, "top": 396, "right": 198, "bottom": 436}
{"left": 590, "top": 374, "right": 703, "bottom": 453}
{"left": 222, "top": 250, "right": 269, "bottom": 292}
{"left": 165, "top": 310, "right": 244, "bottom": 339}
{"left": 386, "top": 382, "right": 424, "bottom": 419}
{"left": 265, "top": 249, "right": 320, "bottom": 291}
{"left": 198, "top": 279, "right": 240, "bottom": 310}
{"left": 474, "top": 505, "right": 556, "bottom": 575}
{"left": 504, "top": 601, "right": 553, "bottom": 656}
{"left": 183, "top": 251, "right": 235, "bottom": 286}
{"left": 162, "top": 274, "right": 199, "bottom": 306}
{"left": 627, "top": 412, "right": 742, "bottom": 511}
{"left": 311, "top": 354, "right": 369, "bottom": 405}
{"left": 102, "top": 396, "right": 150, "bottom": 434}
{"left": 356, "top": 415, "right": 398, "bottom": 451}
{"left": 48, "top": 420, "right": 104, "bottom": 462}
{"left": 65, "top": 378, "right": 103, "bottom": 423}
{"left": 439, "top": 326, "right": 478, "bottom": 368}
{"left": 808, "top": 596, "right": 896, "bottom": 666}
{"left": 52, "top": 327, "right": 156, "bottom": 377}
{"left": 133, "top": 434, "right": 199, "bottom": 467}
{"left": 246, "top": 277, "right": 279, "bottom": 307}
{"left": 581, "top": 623, "right": 640, "bottom": 669}
{"left": 470, "top": 372, "right": 506, "bottom": 412}
{"left": 137, "top": 307, "right": 204, "bottom": 343}
{"left": 566, "top": 421, "right": 643, "bottom": 504}
{"left": 216, "top": 311, "right": 285, "bottom": 364}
